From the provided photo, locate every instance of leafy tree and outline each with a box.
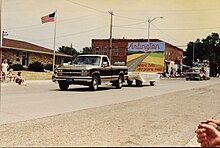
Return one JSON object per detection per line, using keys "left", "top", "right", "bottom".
{"left": 82, "top": 47, "right": 91, "bottom": 54}
{"left": 183, "top": 32, "right": 220, "bottom": 76}
{"left": 58, "top": 46, "right": 78, "bottom": 56}
{"left": 57, "top": 46, "right": 79, "bottom": 62}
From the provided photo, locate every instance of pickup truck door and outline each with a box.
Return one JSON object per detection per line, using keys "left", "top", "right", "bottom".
{"left": 100, "top": 57, "right": 112, "bottom": 82}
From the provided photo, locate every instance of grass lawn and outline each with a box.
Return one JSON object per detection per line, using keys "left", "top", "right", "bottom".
{"left": 12, "top": 71, "right": 52, "bottom": 80}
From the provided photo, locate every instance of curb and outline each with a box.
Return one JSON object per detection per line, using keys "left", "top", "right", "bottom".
{"left": 185, "top": 136, "right": 200, "bottom": 147}
{"left": 0, "top": 80, "right": 53, "bottom": 87}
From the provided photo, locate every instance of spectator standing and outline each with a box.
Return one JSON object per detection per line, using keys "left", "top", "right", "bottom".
{"left": 170, "top": 67, "right": 174, "bottom": 78}
{"left": 1, "top": 59, "right": 9, "bottom": 82}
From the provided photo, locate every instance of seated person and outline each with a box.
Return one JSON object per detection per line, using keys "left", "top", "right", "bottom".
{"left": 15, "top": 71, "right": 25, "bottom": 85}
{"left": 7, "top": 69, "right": 15, "bottom": 82}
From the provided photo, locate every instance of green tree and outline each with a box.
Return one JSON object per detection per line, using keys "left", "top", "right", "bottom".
{"left": 57, "top": 46, "right": 79, "bottom": 62}
{"left": 81, "top": 47, "right": 91, "bottom": 54}
{"left": 183, "top": 32, "right": 220, "bottom": 76}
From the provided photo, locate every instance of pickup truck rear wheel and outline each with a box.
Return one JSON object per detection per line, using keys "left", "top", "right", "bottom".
{"left": 127, "top": 80, "right": 133, "bottom": 86}
{"left": 116, "top": 75, "right": 123, "bottom": 89}
{"left": 89, "top": 76, "right": 99, "bottom": 91}
{"left": 58, "top": 81, "right": 69, "bottom": 91}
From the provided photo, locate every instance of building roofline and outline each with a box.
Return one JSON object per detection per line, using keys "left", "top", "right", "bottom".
{"left": 92, "top": 38, "right": 184, "bottom": 51}
{"left": 2, "top": 38, "right": 72, "bottom": 57}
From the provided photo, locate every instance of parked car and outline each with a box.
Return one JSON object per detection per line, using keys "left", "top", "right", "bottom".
{"left": 185, "top": 68, "right": 205, "bottom": 80}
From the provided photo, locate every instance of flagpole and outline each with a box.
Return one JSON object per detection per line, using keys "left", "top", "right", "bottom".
{"left": 52, "top": 10, "right": 57, "bottom": 76}
{"left": 0, "top": 0, "right": 2, "bottom": 111}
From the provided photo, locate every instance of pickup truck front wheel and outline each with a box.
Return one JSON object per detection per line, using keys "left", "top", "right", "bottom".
{"left": 89, "top": 76, "right": 99, "bottom": 91}
{"left": 58, "top": 81, "right": 69, "bottom": 91}
{"left": 115, "top": 75, "right": 123, "bottom": 89}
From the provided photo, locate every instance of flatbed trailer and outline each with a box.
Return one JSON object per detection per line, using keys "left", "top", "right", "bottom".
{"left": 127, "top": 72, "right": 160, "bottom": 86}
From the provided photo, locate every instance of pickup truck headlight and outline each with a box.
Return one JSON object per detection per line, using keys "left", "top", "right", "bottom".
{"left": 57, "top": 69, "right": 63, "bottom": 76}
{"left": 57, "top": 69, "right": 63, "bottom": 72}
{"left": 81, "top": 70, "right": 89, "bottom": 76}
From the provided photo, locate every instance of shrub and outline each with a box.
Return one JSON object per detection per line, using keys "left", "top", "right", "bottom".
{"left": 44, "top": 64, "right": 53, "bottom": 71}
{"left": 9, "top": 64, "right": 24, "bottom": 71}
{"left": 28, "top": 61, "right": 44, "bottom": 72}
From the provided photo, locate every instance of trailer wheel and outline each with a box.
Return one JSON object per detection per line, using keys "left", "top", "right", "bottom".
{"left": 116, "top": 75, "right": 123, "bottom": 89}
{"left": 89, "top": 76, "right": 99, "bottom": 91}
{"left": 136, "top": 80, "right": 142, "bottom": 87}
{"left": 58, "top": 81, "right": 69, "bottom": 91}
{"left": 150, "top": 81, "right": 155, "bottom": 86}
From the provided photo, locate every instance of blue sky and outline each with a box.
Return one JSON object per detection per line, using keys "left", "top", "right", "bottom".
{"left": 2, "top": 0, "right": 220, "bottom": 51}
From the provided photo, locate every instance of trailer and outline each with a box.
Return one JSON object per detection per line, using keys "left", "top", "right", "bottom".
{"left": 127, "top": 72, "right": 160, "bottom": 86}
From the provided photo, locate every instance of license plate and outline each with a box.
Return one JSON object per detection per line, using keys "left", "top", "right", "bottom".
{"left": 66, "top": 78, "right": 73, "bottom": 82}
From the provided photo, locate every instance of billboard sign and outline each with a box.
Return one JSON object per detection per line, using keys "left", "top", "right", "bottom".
{"left": 127, "top": 42, "right": 165, "bottom": 73}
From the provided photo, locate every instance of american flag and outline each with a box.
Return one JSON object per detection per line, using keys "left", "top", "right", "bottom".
{"left": 41, "top": 12, "right": 56, "bottom": 24}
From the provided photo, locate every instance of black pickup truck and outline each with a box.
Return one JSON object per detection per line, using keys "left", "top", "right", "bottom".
{"left": 55, "top": 55, "right": 128, "bottom": 91}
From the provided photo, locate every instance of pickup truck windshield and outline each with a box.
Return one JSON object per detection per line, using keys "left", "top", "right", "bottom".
{"left": 73, "top": 56, "right": 101, "bottom": 65}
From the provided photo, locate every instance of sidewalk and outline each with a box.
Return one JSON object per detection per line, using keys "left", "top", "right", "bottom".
{"left": 185, "top": 136, "right": 200, "bottom": 147}
{"left": 0, "top": 80, "right": 52, "bottom": 87}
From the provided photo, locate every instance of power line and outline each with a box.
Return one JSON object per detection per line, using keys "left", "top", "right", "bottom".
{"left": 114, "top": 23, "right": 220, "bottom": 31}
{"left": 151, "top": 23, "right": 187, "bottom": 47}
{"left": 65, "top": 0, "right": 147, "bottom": 21}
{"left": 5, "top": 13, "right": 102, "bottom": 31}
{"left": 114, "top": 20, "right": 147, "bottom": 27}
{"left": 113, "top": 25, "right": 146, "bottom": 30}
{"left": 114, "top": 8, "right": 220, "bottom": 13}
{"left": 154, "top": 26, "right": 220, "bottom": 31}
{"left": 29, "top": 25, "right": 108, "bottom": 42}
{"left": 113, "top": 14, "right": 145, "bottom": 21}
{"left": 65, "top": 0, "right": 107, "bottom": 14}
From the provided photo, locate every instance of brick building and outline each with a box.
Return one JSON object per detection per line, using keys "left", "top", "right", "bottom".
{"left": 1, "top": 38, "right": 71, "bottom": 67}
{"left": 91, "top": 38, "right": 184, "bottom": 73}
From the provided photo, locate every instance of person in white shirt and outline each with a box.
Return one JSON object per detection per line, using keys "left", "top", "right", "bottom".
{"left": 1, "top": 59, "right": 9, "bottom": 82}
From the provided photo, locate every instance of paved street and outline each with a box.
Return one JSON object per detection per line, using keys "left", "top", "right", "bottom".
{"left": 1, "top": 78, "right": 219, "bottom": 125}
{"left": 0, "top": 78, "right": 220, "bottom": 146}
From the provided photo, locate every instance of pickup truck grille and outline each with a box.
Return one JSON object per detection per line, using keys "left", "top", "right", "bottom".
{"left": 58, "top": 69, "right": 82, "bottom": 76}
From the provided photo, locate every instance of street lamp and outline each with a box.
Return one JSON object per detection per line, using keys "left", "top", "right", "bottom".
{"left": 148, "top": 16, "right": 164, "bottom": 42}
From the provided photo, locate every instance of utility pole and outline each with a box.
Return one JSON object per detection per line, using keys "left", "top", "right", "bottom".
{"left": 0, "top": 0, "right": 3, "bottom": 111}
{"left": 147, "top": 16, "right": 163, "bottom": 43}
{"left": 108, "top": 10, "right": 113, "bottom": 64}
{"left": 0, "top": 0, "right": 2, "bottom": 70}
{"left": 192, "top": 42, "right": 195, "bottom": 65}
